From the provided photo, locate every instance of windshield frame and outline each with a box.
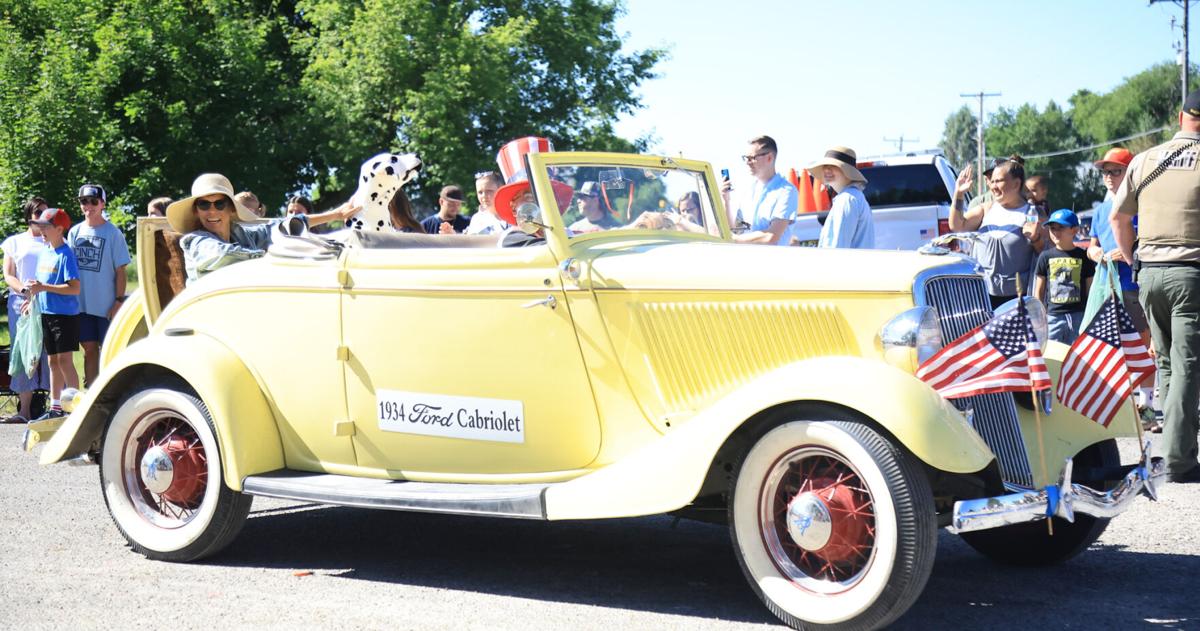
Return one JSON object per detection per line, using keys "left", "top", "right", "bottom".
{"left": 526, "top": 152, "right": 732, "bottom": 255}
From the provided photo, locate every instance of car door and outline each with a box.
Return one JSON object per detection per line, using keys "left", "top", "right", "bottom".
{"left": 339, "top": 244, "right": 602, "bottom": 475}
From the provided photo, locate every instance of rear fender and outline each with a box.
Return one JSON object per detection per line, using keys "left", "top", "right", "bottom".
{"left": 545, "top": 356, "right": 992, "bottom": 519}
{"left": 39, "top": 333, "right": 283, "bottom": 491}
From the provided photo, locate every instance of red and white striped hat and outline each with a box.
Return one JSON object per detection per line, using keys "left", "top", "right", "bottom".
{"left": 496, "top": 136, "right": 554, "bottom": 184}
{"left": 492, "top": 136, "right": 573, "bottom": 226}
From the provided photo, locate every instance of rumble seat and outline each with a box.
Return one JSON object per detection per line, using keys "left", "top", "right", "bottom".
{"left": 153, "top": 229, "right": 188, "bottom": 309}
{"left": 344, "top": 230, "right": 502, "bottom": 250}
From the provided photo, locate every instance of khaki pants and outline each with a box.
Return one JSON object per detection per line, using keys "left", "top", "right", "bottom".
{"left": 1139, "top": 266, "right": 1200, "bottom": 475}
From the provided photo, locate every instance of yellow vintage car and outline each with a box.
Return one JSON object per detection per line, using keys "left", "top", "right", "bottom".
{"left": 26, "top": 152, "right": 1162, "bottom": 631}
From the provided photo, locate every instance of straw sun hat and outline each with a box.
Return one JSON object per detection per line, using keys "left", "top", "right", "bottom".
{"left": 807, "top": 146, "right": 868, "bottom": 185}
{"left": 166, "top": 173, "right": 259, "bottom": 234}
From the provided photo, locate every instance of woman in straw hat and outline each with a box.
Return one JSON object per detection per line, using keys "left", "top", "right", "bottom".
{"left": 808, "top": 146, "right": 875, "bottom": 249}
{"left": 167, "top": 173, "right": 357, "bottom": 284}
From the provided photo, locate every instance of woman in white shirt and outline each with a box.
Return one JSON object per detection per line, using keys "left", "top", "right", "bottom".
{"left": 948, "top": 156, "right": 1047, "bottom": 307}
{"left": 1, "top": 197, "right": 51, "bottom": 422}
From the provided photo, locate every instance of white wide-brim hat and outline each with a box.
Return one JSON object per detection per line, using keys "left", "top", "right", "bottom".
{"left": 807, "top": 146, "right": 868, "bottom": 185}
{"left": 166, "top": 173, "right": 258, "bottom": 234}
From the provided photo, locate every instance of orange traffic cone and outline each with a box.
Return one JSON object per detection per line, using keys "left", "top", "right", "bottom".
{"left": 796, "top": 169, "right": 816, "bottom": 213}
{"left": 787, "top": 168, "right": 801, "bottom": 190}
{"left": 814, "top": 181, "right": 832, "bottom": 211}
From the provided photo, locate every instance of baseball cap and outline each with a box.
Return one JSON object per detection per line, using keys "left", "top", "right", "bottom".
{"left": 31, "top": 207, "right": 72, "bottom": 232}
{"left": 1186, "top": 89, "right": 1200, "bottom": 118}
{"left": 77, "top": 184, "right": 106, "bottom": 202}
{"left": 439, "top": 185, "right": 464, "bottom": 202}
{"left": 1093, "top": 147, "right": 1133, "bottom": 169}
{"left": 1043, "top": 208, "right": 1079, "bottom": 228}
{"left": 578, "top": 181, "right": 600, "bottom": 197}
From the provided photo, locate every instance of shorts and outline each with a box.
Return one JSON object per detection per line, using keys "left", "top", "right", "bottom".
{"left": 1121, "top": 289, "right": 1149, "bottom": 332}
{"left": 1048, "top": 311, "right": 1083, "bottom": 345}
{"left": 78, "top": 313, "right": 110, "bottom": 344}
{"left": 41, "top": 314, "right": 80, "bottom": 356}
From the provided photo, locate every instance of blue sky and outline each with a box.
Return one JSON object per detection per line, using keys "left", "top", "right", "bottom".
{"left": 614, "top": 0, "right": 1195, "bottom": 178}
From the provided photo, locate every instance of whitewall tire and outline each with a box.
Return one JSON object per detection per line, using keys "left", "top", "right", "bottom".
{"left": 100, "top": 385, "right": 251, "bottom": 562}
{"left": 729, "top": 419, "right": 936, "bottom": 630}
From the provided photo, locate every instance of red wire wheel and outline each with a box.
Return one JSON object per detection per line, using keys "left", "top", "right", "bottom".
{"left": 759, "top": 446, "right": 878, "bottom": 593}
{"left": 120, "top": 409, "right": 210, "bottom": 528}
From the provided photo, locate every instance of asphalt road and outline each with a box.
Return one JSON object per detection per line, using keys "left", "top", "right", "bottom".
{"left": 1, "top": 427, "right": 1196, "bottom": 631}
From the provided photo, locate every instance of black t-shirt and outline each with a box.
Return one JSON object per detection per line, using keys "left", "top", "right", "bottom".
{"left": 420, "top": 214, "right": 470, "bottom": 234}
{"left": 1035, "top": 246, "right": 1095, "bottom": 315}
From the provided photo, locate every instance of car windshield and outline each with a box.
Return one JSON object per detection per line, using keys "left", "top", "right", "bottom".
{"left": 859, "top": 164, "right": 951, "bottom": 208}
{"left": 549, "top": 162, "right": 719, "bottom": 238}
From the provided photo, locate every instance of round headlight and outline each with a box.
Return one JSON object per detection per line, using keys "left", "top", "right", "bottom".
{"left": 880, "top": 306, "right": 944, "bottom": 366}
{"left": 993, "top": 296, "right": 1048, "bottom": 349}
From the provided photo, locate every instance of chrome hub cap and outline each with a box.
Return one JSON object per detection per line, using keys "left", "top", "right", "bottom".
{"left": 140, "top": 445, "right": 175, "bottom": 495}
{"left": 786, "top": 492, "right": 833, "bottom": 551}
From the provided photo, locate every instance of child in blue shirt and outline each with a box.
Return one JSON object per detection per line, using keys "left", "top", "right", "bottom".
{"left": 25, "top": 208, "right": 80, "bottom": 417}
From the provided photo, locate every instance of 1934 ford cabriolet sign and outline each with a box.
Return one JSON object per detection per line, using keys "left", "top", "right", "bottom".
{"left": 24, "top": 151, "right": 1162, "bottom": 630}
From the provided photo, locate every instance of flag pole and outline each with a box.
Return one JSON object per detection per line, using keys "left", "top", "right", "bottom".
{"left": 1017, "top": 276, "right": 1053, "bottom": 535}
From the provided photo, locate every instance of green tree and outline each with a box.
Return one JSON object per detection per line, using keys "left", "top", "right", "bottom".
{"left": 985, "top": 101, "right": 1090, "bottom": 211}
{"left": 297, "top": 0, "right": 665, "bottom": 209}
{"left": 0, "top": 0, "right": 316, "bottom": 240}
{"left": 1070, "top": 62, "right": 1198, "bottom": 156}
{"left": 939, "top": 105, "right": 977, "bottom": 171}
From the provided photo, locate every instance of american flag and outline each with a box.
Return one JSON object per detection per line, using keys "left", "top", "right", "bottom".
{"left": 1056, "top": 296, "right": 1155, "bottom": 427}
{"left": 917, "top": 299, "right": 1051, "bottom": 399}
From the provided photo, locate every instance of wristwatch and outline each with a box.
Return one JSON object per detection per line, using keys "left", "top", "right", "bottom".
{"left": 114, "top": 295, "right": 126, "bottom": 303}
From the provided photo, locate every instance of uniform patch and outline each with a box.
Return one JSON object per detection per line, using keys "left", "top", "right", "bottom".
{"left": 1156, "top": 148, "right": 1198, "bottom": 171}
{"left": 376, "top": 390, "right": 525, "bottom": 443}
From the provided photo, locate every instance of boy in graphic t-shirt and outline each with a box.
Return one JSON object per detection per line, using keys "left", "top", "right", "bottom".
{"left": 24, "top": 208, "right": 81, "bottom": 418}
{"left": 1034, "top": 209, "right": 1095, "bottom": 344}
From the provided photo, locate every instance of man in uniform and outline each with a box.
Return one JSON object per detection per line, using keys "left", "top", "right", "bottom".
{"left": 1112, "top": 89, "right": 1200, "bottom": 483}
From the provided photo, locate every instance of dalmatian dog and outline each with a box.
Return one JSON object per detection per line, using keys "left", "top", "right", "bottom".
{"left": 346, "top": 152, "right": 422, "bottom": 231}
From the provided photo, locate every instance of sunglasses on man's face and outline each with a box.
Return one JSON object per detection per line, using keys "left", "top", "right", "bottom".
{"left": 79, "top": 197, "right": 101, "bottom": 206}
{"left": 195, "top": 198, "right": 229, "bottom": 211}
{"left": 1101, "top": 168, "right": 1125, "bottom": 177}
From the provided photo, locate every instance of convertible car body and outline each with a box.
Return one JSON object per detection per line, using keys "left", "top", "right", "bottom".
{"left": 25, "top": 152, "right": 1162, "bottom": 630}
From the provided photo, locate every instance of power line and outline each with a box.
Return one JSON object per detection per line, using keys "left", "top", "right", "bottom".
{"left": 1000, "top": 126, "right": 1171, "bottom": 160}
{"left": 883, "top": 135, "right": 919, "bottom": 152}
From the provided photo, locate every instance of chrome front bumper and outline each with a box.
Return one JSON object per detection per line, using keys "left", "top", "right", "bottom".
{"left": 950, "top": 441, "right": 1165, "bottom": 533}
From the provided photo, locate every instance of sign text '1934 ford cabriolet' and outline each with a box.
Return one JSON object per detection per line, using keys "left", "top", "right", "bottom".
{"left": 24, "top": 152, "right": 1163, "bottom": 630}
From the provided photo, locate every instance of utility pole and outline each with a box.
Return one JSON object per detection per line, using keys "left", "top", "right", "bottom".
{"left": 1151, "top": 0, "right": 1193, "bottom": 108}
{"left": 961, "top": 91, "right": 1001, "bottom": 195}
{"left": 883, "top": 135, "right": 919, "bottom": 153}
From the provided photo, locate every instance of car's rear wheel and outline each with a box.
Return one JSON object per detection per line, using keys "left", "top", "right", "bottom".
{"left": 959, "top": 439, "right": 1119, "bottom": 567}
{"left": 729, "top": 419, "right": 936, "bottom": 630}
{"left": 100, "top": 384, "right": 251, "bottom": 561}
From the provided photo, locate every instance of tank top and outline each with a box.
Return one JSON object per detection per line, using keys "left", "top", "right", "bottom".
{"left": 973, "top": 202, "right": 1038, "bottom": 298}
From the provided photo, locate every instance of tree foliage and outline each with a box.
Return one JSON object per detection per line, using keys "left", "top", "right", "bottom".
{"left": 0, "top": 0, "right": 663, "bottom": 237}
{"left": 941, "top": 62, "right": 1199, "bottom": 212}
{"left": 939, "top": 105, "right": 977, "bottom": 171}
{"left": 298, "top": 0, "right": 663, "bottom": 205}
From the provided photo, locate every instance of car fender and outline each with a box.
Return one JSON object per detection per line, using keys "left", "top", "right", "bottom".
{"left": 40, "top": 332, "right": 283, "bottom": 491}
{"left": 545, "top": 356, "right": 992, "bottom": 520}
{"left": 99, "top": 288, "right": 148, "bottom": 370}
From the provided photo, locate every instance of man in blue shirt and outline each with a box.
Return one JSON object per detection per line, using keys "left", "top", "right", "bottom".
{"left": 721, "top": 135, "right": 798, "bottom": 245}
{"left": 69, "top": 183, "right": 131, "bottom": 387}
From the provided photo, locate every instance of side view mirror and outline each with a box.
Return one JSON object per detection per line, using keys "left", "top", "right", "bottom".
{"left": 515, "top": 202, "right": 549, "bottom": 235}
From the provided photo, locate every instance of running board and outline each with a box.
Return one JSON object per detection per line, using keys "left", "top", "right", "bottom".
{"left": 242, "top": 470, "right": 549, "bottom": 519}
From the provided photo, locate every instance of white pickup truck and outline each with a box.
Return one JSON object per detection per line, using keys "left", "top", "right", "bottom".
{"left": 788, "top": 151, "right": 962, "bottom": 250}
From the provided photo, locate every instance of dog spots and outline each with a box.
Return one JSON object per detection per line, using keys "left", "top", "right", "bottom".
{"left": 390, "top": 156, "right": 398, "bottom": 163}
{"left": 385, "top": 166, "right": 395, "bottom": 176}
{"left": 377, "top": 220, "right": 384, "bottom": 227}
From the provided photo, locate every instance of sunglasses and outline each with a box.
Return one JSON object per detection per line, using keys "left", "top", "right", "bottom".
{"left": 475, "top": 170, "right": 499, "bottom": 179}
{"left": 1101, "top": 168, "right": 1125, "bottom": 177}
{"left": 741, "top": 152, "right": 769, "bottom": 164}
{"left": 79, "top": 197, "right": 102, "bottom": 206}
{"left": 195, "top": 198, "right": 229, "bottom": 211}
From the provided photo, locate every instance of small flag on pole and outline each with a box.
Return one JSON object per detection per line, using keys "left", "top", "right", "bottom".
{"left": 917, "top": 298, "right": 1051, "bottom": 399}
{"left": 1056, "top": 296, "right": 1155, "bottom": 427}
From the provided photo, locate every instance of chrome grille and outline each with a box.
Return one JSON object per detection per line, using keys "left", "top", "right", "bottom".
{"left": 921, "top": 274, "right": 1034, "bottom": 487}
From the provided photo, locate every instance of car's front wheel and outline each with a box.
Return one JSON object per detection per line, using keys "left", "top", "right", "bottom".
{"left": 729, "top": 418, "right": 936, "bottom": 631}
{"left": 100, "top": 384, "right": 252, "bottom": 562}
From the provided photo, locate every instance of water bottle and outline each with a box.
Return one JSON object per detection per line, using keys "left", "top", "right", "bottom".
{"left": 1025, "top": 204, "right": 1039, "bottom": 226}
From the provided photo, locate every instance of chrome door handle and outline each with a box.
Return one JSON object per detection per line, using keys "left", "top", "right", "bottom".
{"left": 522, "top": 295, "right": 557, "bottom": 309}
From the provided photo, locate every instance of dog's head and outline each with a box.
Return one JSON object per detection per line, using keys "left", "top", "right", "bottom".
{"left": 346, "top": 153, "right": 422, "bottom": 231}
